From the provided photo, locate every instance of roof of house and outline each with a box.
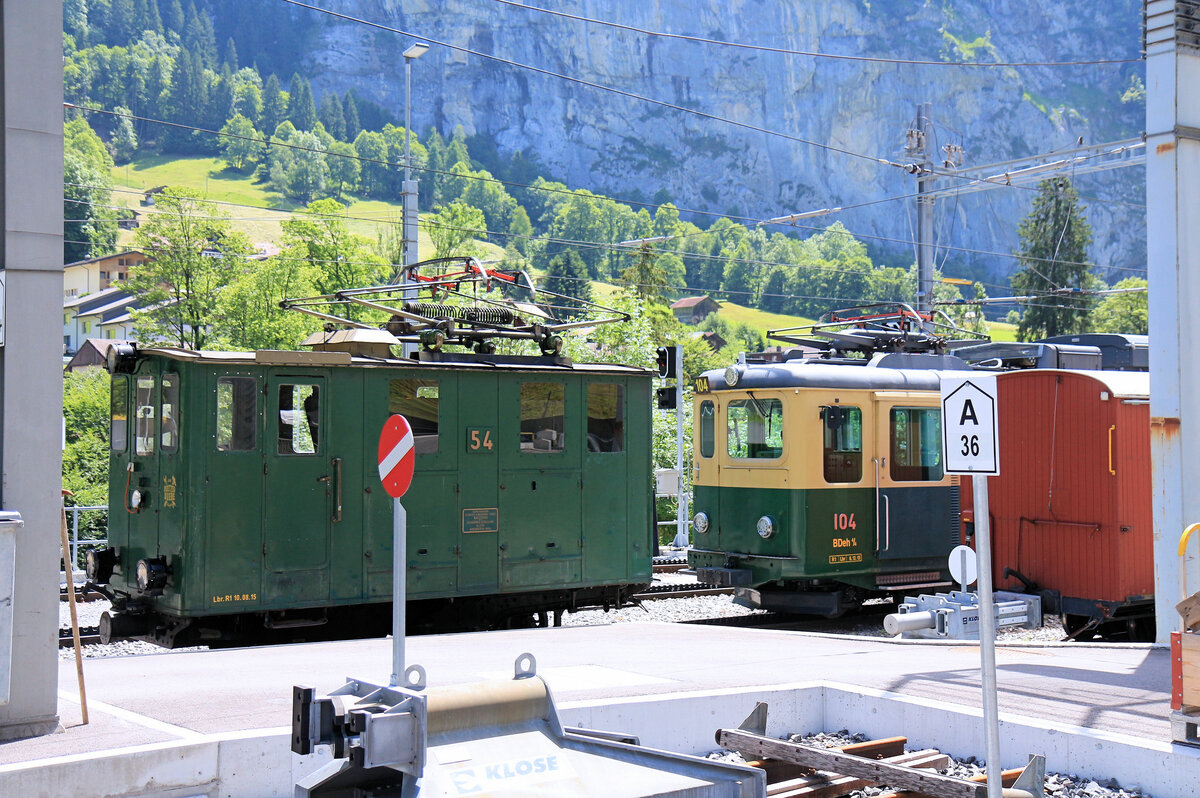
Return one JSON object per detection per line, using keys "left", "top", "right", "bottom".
{"left": 76, "top": 294, "right": 140, "bottom": 321}
{"left": 670, "top": 296, "right": 715, "bottom": 310}
{"left": 64, "top": 286, "right": 131, "bottom": 311}
{"left": 63, "top": 249, "right": 146, "bottom": 270}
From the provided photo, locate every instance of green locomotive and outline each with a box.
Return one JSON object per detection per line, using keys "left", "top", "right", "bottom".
{"left": 87, "top": 259, "right": 654, "bottom": 647}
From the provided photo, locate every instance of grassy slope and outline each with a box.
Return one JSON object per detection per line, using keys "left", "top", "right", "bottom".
{"left": 109, "top": 155, "right": 505, "bottom": 259}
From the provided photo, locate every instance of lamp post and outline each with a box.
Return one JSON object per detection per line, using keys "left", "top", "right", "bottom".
{"left": 401, "top": 42, "right": 428, "bottom": 271}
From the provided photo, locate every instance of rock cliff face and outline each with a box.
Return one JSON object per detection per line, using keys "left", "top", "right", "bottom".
{"left": 301, "top": 0, "right": 1145, "bottom": 278}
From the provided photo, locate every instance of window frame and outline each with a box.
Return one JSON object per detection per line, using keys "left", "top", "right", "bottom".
{"left": 216, "top": 375, "right": 259, "bottom": 453}
{"left": 519, "top": 381, "right": 566, "bottom": 454}
{"left": 726, "top": 396, "right": 784, "bottom": 461}
{"left": 822, "top": 404, "right": 863, "bottom": 483}
{"left": 888, "top": 405, "right": 944, "bottom": 482}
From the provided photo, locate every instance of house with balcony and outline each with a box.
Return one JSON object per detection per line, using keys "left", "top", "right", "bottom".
{"left": 63, "top": 250, "right": 148, "bottom": 300}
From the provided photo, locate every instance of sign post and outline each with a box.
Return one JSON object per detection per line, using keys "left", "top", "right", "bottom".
{"left": 378, "top": 415, "right": 416, "bottom": 686}
{"left": 940, "top": 375, "right": 1002, "bottom": 798}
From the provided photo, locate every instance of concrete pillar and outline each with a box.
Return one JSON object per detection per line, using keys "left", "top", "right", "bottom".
{"left": 0, "top": 1, "right": 66, "bottom": 738}
{"left": 1146, "top": 0, "right": 1200, "bottom": 643}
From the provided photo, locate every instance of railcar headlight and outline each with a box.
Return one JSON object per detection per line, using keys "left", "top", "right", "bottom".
{"left": 135, "top": 557, "right": 168, "bottom": 593}
{"left": 693, "top": 511, "right": 710, "bottom": 535}
{"left": 756, "top": 515, "right": 776, "bottom": 539}
{"left": 105, "top": 343, "right": 137, "bottom": 374}
{"left": 130, "top": 489, "right": 145, "bottom": 509}
{"left": 724, "top": 365, "right": 741, "bottom": 387}
{"left": 85, "top": 547, "right": 116, "bottom": 583}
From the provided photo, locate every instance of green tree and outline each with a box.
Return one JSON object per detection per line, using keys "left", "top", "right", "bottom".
{"left": 353, "top": 129, "right": 390, "bottom": 197}
{"left": 281, "top": 199, "right": 387, "bottom": 296}
{"left": 318, "top": 92, "right": 346, "bottom": 140}
{"left": 128, "top": 187, "right": 250, "bottom": 349}
{"left": 508, "top": 206, "right": 533, "bottom": 255}
{"left": 543, "top": 250, "right": 593, "bottom": 314}
{"left": 260, "top": 73, "right": 286, "bottom": 134}
{"left": 280, "top": 130, "right": 328, "bottom": 203}
{"left": 620, "top": 244, "right": 671, "bottom": 305}
{"left": 287, "top": 73, "right": 317, "bottom": 131}
{"left": 63, "top": 369, "right": 112, "bottom": 545}
{"left": 1090, "top": 277, "right": 1148, "bottom": 334}
{"left": 217, "top": 113, "right": 263, "bottom": 171}
{"left": 424, "top": 201, "right": 485, "bottom": 259}
{"left": 327, "top": 141, "right": 361, "bottom": 198}
{"left": 214, "top": 254, "right": 319, "bottom": 351}
{"left": 64, "top": 118, "right": 117, "bottom": 263}
{"left": 342, "top": 93, "right": 360, "bottom": 140}
{"left": 111, "top": 105, "right": 139, "bottom": 164}
{"left": 1011, "top": 178, "right": 1097, "bottom": 339}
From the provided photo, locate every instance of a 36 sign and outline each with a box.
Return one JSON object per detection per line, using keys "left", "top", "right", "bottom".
{"left": 940, "top": 376, "right": 1000, "bottom": 475}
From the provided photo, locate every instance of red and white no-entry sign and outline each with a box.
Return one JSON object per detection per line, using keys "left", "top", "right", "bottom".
{"left": 378, "top": 414, "right": 415, "bottom": 498}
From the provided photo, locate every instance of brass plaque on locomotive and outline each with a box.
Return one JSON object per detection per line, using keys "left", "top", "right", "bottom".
{"left": 462, "top": 507, "right": 499, "bottom": 534}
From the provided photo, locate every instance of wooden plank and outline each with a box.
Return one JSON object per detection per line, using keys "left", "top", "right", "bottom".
{"left": 751, "top": 736, "right": 908, "bottom": 784}
{"left": 718, "top": 729, "right": 986, "bottom": 798}
{"left": 769, "top": 750, "right": 948, "bottom": 798}
{"left": 875, "top": 766, "right": 1024, "bottom": 798}
{"left": 1182, "top": 632, "right": 1200, "bottom": 708}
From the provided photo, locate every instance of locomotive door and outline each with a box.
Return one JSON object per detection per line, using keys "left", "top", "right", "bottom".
{"left": 457, "top": 372, "right": 499, "bottom": 592}
{"left": 873, "top": 397, "right": 954, "bottom": 562}
{"left": 262, "top": 376, "right": 331, "bottom": 604}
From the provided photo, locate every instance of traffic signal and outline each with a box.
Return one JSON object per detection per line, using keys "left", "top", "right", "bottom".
{"left": 655, "top": 346, "right": 678, "bottom": 378}
{"left": 656, "top": 387, "right": 677, "bottom": 409}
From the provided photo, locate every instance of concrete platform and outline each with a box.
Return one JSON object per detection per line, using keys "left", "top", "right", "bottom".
{"left": 0, "top": 623, "right": 1187, "bottom": 796}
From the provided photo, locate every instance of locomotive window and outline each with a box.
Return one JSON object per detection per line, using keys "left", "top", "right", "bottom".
{"left": 278, "top": 384, "right": 319, "bottom": 455}
{"left": 822, "top": 405, "right": 862, "bottom": 483}
{"left": 699, "top": 401, "right": 715, "bottom": 458}
{"left": 586, "top": 383, "right": 624, "bottom": 453}
{"left": 389, "top": 379, "right": 439, "bottom": 454}
{"left": 161, "top": 374, "right": 179, "bottom": 453}
{"left": 727, "top": 397, "right": 783, "bottom": 459}
{"left": 520, "top": 382, "right": 565, "bottom": 452}
{"left": 111, "top": 375, "right": 129, "bottom": 452}
{"left": 134, "top": 376, "right": 156, "bottom": 457}
{"left": 216, "top": 376, "right": 257, "bottom": 452}
{"left": 890, "top": 407, "right": 943, "bottom": 481}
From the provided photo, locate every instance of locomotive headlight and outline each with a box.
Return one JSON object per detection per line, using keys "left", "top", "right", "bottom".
{"left": 693, "top": 511, "right": 710, "bottom": 535}
{"left": 756, "top": 515, "right": 776, "bottom": 539}
{"left": 135, "top": 557, "right": 167, "bottom": 593}
{"left": 130, "top": 489, "right": 144, "bottom": 509}
{"left": 85, "top": 547, "right": 116, "bottom": 583}
{"left": 724, "top": 365, "right": 741, "bottom": 387}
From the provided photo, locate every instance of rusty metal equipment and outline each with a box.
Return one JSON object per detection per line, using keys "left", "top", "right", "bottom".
{"left": 293, "top": 654, "right": 765, "bottom": 797}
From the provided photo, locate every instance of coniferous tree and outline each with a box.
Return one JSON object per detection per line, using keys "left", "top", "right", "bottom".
{"left": 318, "top": 93, "right": 346, "bottom": 140}
{"left": 162, "top": 0, "right": 185, "bottom": 39}
{"left": 184, "top": 4, "right": 217, "bottom": 68}
{"left": 223, "top": 37, "right": 239, "bottom": 70}
{"left": 423, "top": 128, "right": 446, "bottom": 204}
{"left": 261, "top": 74, "right": 286, "bottom": 134}
{"left": 342, "top": 93, "right": 360, "bottom": 140}
{"left": 544, "top": 250, "right": 593, "bottom": 313}
{"left": 146, "top": 0, "right": 164, "bottom": 35}
{"left": 209, "top": 64, "right": 235, "bottom": 131}
{"left": 287, "top": 74, "right": 317, "bottom": 131}
{"left": 111, "top": 105, "right": 139, "bottom": 164}
{"left": 112, "top": 0, "right": 136, "bottom": 44}
{"left": 1011, "top": 177, "right": 1097, "bottom": 339}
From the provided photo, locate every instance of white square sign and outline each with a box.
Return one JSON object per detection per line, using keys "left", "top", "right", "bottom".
{"left": 940, "top": 375, "right": 999, "bottom": 475}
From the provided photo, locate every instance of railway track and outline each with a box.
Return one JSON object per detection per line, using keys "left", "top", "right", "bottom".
{"left": 59, "top": 627, "right": 101, "bottom": 648}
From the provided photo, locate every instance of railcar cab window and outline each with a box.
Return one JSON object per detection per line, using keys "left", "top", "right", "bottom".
{"left": 586, "top": 383, "right": 624, "bottom": 452}
{"left": 389, "top": 379, "right": 439, "bottom": 454}
{"left": 161, "top": 374, "right": 179, "bottom": 453}
{"left": 111, "top": 375, "right": 129, "bottom": 452}
{"left": 134, "top": 376, "right": 155, "bottom": 456}
{"left": 699, "top": 401, "right": 715, "bottom": 458}
{"left": 727, "top": 397, "right": 783, "bottom": 459}
{"left": 278, "top": 384, "right": 319, "bottom": 455}
{"left": 890, "top": 407, "right": 943, "bottom": 481}
{"left": 822, "top": 405, "right": 862, "bottom": 482}
{"left": 216, "top": 376, "right": 257, "bottom": 452}
{"left": 520, "top": 382, "right": 565, "bottom": 452}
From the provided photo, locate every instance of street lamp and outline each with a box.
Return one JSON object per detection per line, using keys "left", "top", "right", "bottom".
{"left": 402, "top": 42, "right": 429, "bottom": 270}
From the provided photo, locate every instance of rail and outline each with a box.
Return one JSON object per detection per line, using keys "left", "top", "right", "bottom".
{"left": 60, "top": 504, "right": 107, "bottom": 583}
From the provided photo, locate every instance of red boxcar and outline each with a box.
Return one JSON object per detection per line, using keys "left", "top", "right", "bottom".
{"left": 960, "top": 369, "right": 1153, "bottom": 640}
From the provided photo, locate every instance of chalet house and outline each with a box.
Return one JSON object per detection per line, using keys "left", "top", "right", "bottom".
{"left": 691, "top": 330, "right": 727, "bottom": 352}
{"left": 63, "top": 250, "right": 149, "bottom": 299}
{"left": 64, "top": 338, "right": 133, "bottom": 372}
{"left": 63, "top": 287, "right": 139, "bottom": 355}
{"left": 670, "top": 295, "right": 720, "bottom": 324}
